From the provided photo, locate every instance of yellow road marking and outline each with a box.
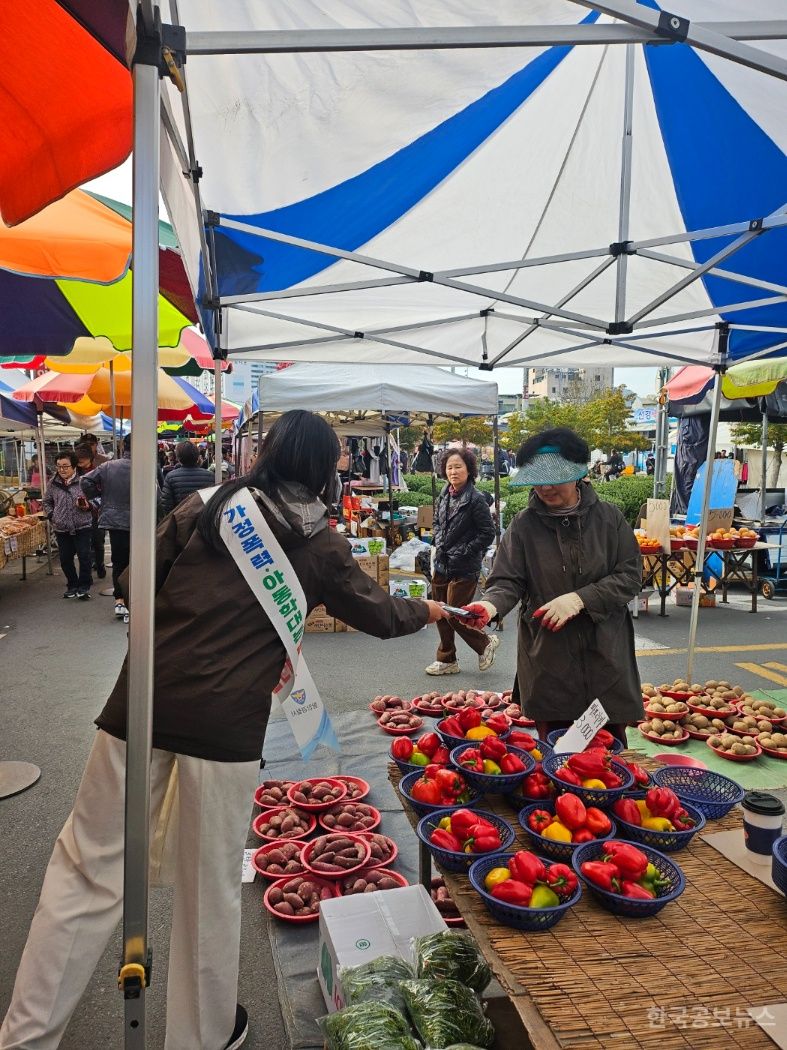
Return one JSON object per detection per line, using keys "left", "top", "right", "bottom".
{"left": 636, "top": 642, "right": 787, "bottom": 658}
{"left": 764, "top": 662, "right": 787, "bottom": 674}
{"left": 735, "top": 662, "right": 787, "bottom": 686}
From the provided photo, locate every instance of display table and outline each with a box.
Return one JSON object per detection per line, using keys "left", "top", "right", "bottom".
{"left": 0, "top": 515, "right": 47, "bottom": 578}
{"left": 641, "top": 543, "right": 778, "bottom": 615}
{"left": 390, "top": 754, "right": 787, "bottom": 1049}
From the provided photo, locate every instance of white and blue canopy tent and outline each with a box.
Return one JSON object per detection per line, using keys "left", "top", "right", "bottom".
{"left": 112, "top": 2, "right": 787, "bottom": 1042}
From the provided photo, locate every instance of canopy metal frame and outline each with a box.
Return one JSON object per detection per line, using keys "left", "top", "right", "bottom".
{"left": 121, "top": 7, "right": 787, "bottom": 1049}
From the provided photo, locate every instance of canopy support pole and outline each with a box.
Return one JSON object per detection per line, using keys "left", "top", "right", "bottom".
{"left": 686, "top": 328, "right": 727, "bottom": 684}
{"left": 35, "top": 410, "right": 53, "bottom": 576}
{"left": 614, "top": 44, "right": 635, "bottom": 325}
{"left": 384, "top": 420, "right": 393, "bottom": 548}
{"left": 760, "top": 412, "right": 769, "bottom": 523}
{"left": 492, "top": 416, "right": 501, "bottom": 545}
{"left": 110, "top": 359, "right": 118, "bottom": 458}
{"left": 654, "top": 368, "right": 670, "bottom": 499}
{"left": 122, "top": 36, "right": 160, "bottom": 1049}
{"left": 213, "top": 361, "right": 222, "bottom": 484}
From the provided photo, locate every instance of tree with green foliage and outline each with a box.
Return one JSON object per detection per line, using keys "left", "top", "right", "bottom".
{"left": 730, "top": 421, "right": 787, "bottom": 485}
{"left": 500, "top": 400, "right": 585, "bottom": 451}
{"left": 432, "top": 416, "right": 492, "bottom": 448}
{"left": 396, "top": 425, "right": 424, "bottom": 451}
{"left": 501, "top": 387, "right": 648, "bottom": 455}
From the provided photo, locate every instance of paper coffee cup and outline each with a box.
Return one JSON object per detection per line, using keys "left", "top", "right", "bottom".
{"left": 742, "top": 792, "right": 785, "bottom": 862}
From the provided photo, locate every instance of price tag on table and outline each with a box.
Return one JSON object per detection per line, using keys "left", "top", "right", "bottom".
{"left": 241, "top": 848, "right": 256, "bottom": 883}
{"left": 551, "top": 699, "right": 610, "bottom": 754}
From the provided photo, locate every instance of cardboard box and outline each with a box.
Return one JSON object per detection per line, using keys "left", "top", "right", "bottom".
{"left": 377, "top": 555, "right": 390, "bottom": 588}
{"left": 305, "top": 613, "right": 336, "bottom": 633}
{"left": 416, "top": 505, "right": 434, "bottom": 530}
{"left": 354, "top": 556, "right": 377, "bottom": 579}
{"left": 348, "top": 537, "right": 387, "bottom": 557}
{"left": 389, "top": 577, "right": 427, "bottom": 599}
{"left": 317, "top": 885, "right": 446, "bottom": 1012}
{"left": 675, "top": 586, "right": 716, "bottom": 608}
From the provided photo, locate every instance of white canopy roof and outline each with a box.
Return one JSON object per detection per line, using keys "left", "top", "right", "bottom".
{"left": 257, "top": 363, "right": 497, "bottom": 416}
{"left": 161, "top": 1, "right": 787, "bottom": 370}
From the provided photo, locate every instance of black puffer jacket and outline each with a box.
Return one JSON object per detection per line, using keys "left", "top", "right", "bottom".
{"left": 160, "top": 466, "right": 215, "bottom": 516}
{"left": 433, "top": 482, "right": 495, "bottom": 580}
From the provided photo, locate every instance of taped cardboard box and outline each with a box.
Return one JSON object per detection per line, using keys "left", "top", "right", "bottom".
{"left": 675, "top": 585, "right": 716, "bottom": 608}
{"left": 317, "top": 885, "right": 446, "bottom": 1012}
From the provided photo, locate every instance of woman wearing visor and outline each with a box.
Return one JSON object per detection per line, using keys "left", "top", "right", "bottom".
{"left": 462, "top": 428, "right": 643, "bottom": 744}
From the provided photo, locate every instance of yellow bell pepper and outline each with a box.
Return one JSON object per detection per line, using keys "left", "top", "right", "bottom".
{"left": 483, "top": 867, "right": 511, "bottom": 891}
{"left": 642, "top": 816, "right": 674, "bottom": 832}
{"left": 482, "top": 759, "right": 502, "bottom": 775}
{"left": 635, "top": 800, "right": 653, "bottom": 820}
{"left": 438, "top": 817, "right": 452, "bottom": 832}
{"left": 465, "top": 726, "right": 496, "bottom": 740}
{"left": 541, "top": 820, "right": 573, "bottom": 843}
{"left": 581, "top": 778, "right": 607, "bottom": 790}
{"left": 531, "top": 748, "right": 543, "bottom": 761}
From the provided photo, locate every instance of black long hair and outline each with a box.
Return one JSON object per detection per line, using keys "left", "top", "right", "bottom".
{"left": 197, "top": 409, "right": 340, "bottom": 552}
{"left": 516, "top": 427, "right": 589, "bottom": 467}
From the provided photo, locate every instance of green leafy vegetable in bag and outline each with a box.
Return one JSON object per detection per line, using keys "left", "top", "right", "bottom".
{"left": 413, "top": 931, "right": 492, "bottom": 993}
{"left": 341, "top": 956, "right": 415, "bottom": 1013}
{"left": 320, "top": 1000, "right": 422, "bottom": 1050}
{"left": 400, "top": 979, "right": 495, "bottom": 1049}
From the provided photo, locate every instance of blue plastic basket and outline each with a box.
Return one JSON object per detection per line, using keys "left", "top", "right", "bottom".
{"left": 611, "top": 791, "right": 706, "bottom": 852}
{"left": 772, "top": 835, "right": 787, "bottom": 896}
{"left": 436, "top": 717, "right": 511, "bottom": 751}
{"left": 541, "top": 753, "right": 634, "bottom": 808}
{"left": 651, "top": 767, "right": 745, "bottom": 820}
{"left": 449, "top": 743, "right": 535, "bottom": 794}
{"left": 571, "top": 839, "right": 685, "bottom": 918}
{"left": 398, "top": 769, "right": 482, "bottom": 818}
{"left": 416, "top": 809, "right": 516, "bottom": 873}
{"left": 546, "top": 728, "right": 624, "bottom": 755}
{"left": 468, "top": 852, "right": 582, "bottom": 931}
{"left": 517, "top": 801, "right": 617, "bottom": 861}
{"left": 389, "top": 747, "right": 429, "bottom": 776}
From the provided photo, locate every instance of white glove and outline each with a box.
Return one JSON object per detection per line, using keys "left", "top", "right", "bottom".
{"left": 461, "top": 600, "right": 497, "bottom": 628}
{"left": 534, "top": 592, "right": 583, "bottom": 631}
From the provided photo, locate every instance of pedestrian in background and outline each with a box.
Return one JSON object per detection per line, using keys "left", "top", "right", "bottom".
{"left": 44, "top": 451, "right": 94, "bottom": 600}
{"left": 81, "top": 433, "right": 133, "bottom": 622}
{"left": 75, "top": 443, "right": 107, "bottom": 580}
{"left": 79, "top": 432, "right": 109, "bottom": 465}
{"left": 161, "top": 440, "right": 215, "bottom": 516}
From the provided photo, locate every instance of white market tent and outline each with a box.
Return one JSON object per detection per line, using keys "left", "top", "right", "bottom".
{"left": 88, "top": 3, "right": 787, "bottom": 1042}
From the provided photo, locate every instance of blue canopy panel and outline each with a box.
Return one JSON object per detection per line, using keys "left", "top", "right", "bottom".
{"left": 644, "top": 1, "right": 787, "bottom": 361}
{"left": 201, "top": 12, "right": 600, "bottom": 305}
{"left": 0, "top": 391, "right": 37, "bottom": 426}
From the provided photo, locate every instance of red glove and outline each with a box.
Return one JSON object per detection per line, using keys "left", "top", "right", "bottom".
{"left": 461, "top": 601, "right": 496, "bottom": 628}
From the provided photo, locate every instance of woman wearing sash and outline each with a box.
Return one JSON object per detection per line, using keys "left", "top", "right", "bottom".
{"left": 1, "top": 411, "right": 447, "bottom": 1050}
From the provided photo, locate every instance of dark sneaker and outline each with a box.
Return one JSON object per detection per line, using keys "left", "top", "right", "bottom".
{"left": 77, "top": 590, "right": 92, "bottom": 600}
{"left": 63, "top": 589, "right": 78, "bottom": 599}
{"left": 224, "top": 1005, "right": 248, "bottom": 1050}
{"left": 96, "top": 565, "right": 107, "bottom": 579}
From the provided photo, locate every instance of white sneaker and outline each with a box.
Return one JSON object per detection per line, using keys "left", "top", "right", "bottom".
{"left": 478, "top": 634, "right": 500, "bottom": 672}
{"left": 123, "top": 612, "right": 130, "bottom": 624}
{"left": 114, "top": 601, "right": 128, "bottom": 619}
{"left": 425, "top": 660, "right": 460, "bottom": 676}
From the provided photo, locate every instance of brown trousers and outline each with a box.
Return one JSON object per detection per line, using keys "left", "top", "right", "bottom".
{"left": 431, "top": 573, "right": 489, "bottom": 662}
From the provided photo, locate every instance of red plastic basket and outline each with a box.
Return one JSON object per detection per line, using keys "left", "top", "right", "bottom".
{"left": 410, "top": 696, "right": 444, "bottom": 716}
{"left": 660, "top": 690, "right": 697, "bottom": 702}
{"left": 377, "top": 715, "right": 424, "bottom": 736}
{"left": 251, "top": 840, "right": 308, "bottom": 881}
{"left": 253, "top": 780, "right": 295, "bottom": 810}
{"left": 301, "top": 833, "right": 371, "bottom": 878}
{"left": 706, "top": 739, "right": 762, "bottom": 762}
{"left": 318, "top": 802, "right": 382, "bottom": 834}
{"left": 687, "top": 700, "right": 737, "bottom": 719}
{"left": 338, "top": 867, "right": 408, "bottom": 895}
{"left": 638, "top": 724, "right": 689, "bottom": 746}
{"left": 263, "top": 875, "right": 339, "bottom": 923}
{"left": 333, "top": 775, "right": 370, "bottom": 801}
{"left": 643, "top": 702, "right": 690, "bottom": 720}
{"left": 353, "top": 831, "right": 398, "bottom": 869}
{"left": 707, "top": 538, "right": 735, "bottom": 550}
{"left": 286, "top": 778, "right": 347, "bottom": 812}
{"left": 252, "top": 807, "right": 317, "bottom": 843}
{"left": 735, "top": 536, "right": 757, "bottom": 549}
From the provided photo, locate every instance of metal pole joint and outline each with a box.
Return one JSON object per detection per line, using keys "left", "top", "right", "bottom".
{"left": 608, "top": 320, "right": 634, "bottom": 335}
{"left": 134, "top": 5, "right": 186, "bottom": 88}
{"left": 118, "top": 950, "right": 153, "bottom": 998}
{"left": 609, "top": 240, "right": 633, "bottom": 257}
{"left": 656, "top": 11, "right": 690, "bottom": 41}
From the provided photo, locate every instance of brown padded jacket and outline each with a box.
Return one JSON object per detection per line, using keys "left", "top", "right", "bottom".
{"left": 96, "top": 487, "right": 428, "bottom": 761}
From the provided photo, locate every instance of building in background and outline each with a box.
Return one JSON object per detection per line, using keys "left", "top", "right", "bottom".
{"left": 524, "top": 366, "right": 614, "bottom": 401}
{"left": 497, "top": 392, "right": 523, "bottom": 416}
{"left": 190, "top": 359, "right": 278, "bottom": 404}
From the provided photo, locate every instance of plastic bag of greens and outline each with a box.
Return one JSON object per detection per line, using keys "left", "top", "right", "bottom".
{"left": 341, "top": 956, "right": 415, "bottom": 1013}
{"left": 400, "top": 979, "right": 495, "bottom": 1049}
{"left": 320, "top": 1000, "right": 422, "bottom": 1050}
{"left": 413, "top": 931, "right": 492, "bottom": 993}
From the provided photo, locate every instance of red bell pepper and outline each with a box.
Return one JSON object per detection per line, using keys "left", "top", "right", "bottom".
{"left": 424, "top": 763, "right": 443, "bottom": 780}
{"left": 480, "top": 736, "right": 507, "bottom": 761}
{"left": 499, "top": 752, "right": 526, "bottom": 774}
{"left": 622, "top": 760, "right": 650, "bottom": 787}
{"left": 410, "top": 777, "right": 441, "bottom": 805}
{"left": 596, "top": 768, "right": 623, "bottom": 789}
{"left": 450, "top": 808, "right": 481, "bottom": 841}
{"left": 458, "top": 708, "right": 483, "bottom": 733}
{"left": 555, "top": 793, "right": 587, "bottom": 831}
{"left": 579, "top": 860, "right": 621, "bottom": 892}
{"left": 612, "top": 798, "right": 642, "bottom": 826}
{"left": 602, "top": 841, "right": 649, "bottom": 880}
{"left": 571, "top": 828, "right": 595, "bottom": 843}
{"left": 440, "top": 716, "right": 463, "bottom": 738}
{"left": 620, "top": 880, "right": 655, "bottom": 900}
{"left": 508, "top": 731, "right": 537, "bottom": 750}
{"left": 672, "top": 807, "right": 696, "bottom": 831}
{"left": 544, "top": 863, "right": 578, "bottom": 898}
{"left": 490, "top": 879, "right": 532, "bottom": 906}
{"left": 527, "top": 809, "right": 553, "bottom": 833}
{"left": 566, "top": 749, "right": 610, "bottom": 780}
{"left": 417, "top": 732, "right": 440, "bottom": 758}
{"left": 434, "top": 768, "right": 464, "bottom": 798}
{"left": 589, "top": 728, "right": 615, "bottom": 750}
{"left": 392, "top": 738, "right": 414, "bottom": 760}
{"left": 555, "top": 765, "right": 583, "bottom": 786}
{"left": 458, "top": 748, "right": 483, "bottom": 771}
{"left": 464, "top": 825, "right": 503, "bottom": 854}
{"left": 520, "top": 771, "right": 553, "bottom": 799}
{"left": 584, "top": 807, "right": 612, "bottom": 837}
{"left": 645, "top": 786, "right": 681, "bottom": 820}
{"left": 508, "top": 850, "right": 546, "bottom": 885}
{"left": 431, "top": 745, "right": 450, "bottom": 766}
{"left": 430, "top": 828, "right": 463, "bottom": 852}
{"left": 484, "top": 713, "right": 510, "bottom": 736}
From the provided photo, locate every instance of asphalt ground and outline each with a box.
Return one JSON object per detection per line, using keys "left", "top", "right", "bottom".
{"left": 2, "top": 554, "right": 787, "bottom": 1048}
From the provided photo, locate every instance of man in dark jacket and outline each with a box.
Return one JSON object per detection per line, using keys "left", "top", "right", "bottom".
{"left": 81, "top": 433, "right": 133, "bottom": 621}
{"left": 160, "top": 441, "right": 215, "bottom": 516}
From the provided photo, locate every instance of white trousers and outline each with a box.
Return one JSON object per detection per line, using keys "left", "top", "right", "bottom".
{"left": 0, "top": 731, "right": 259, "bottom": 1050}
